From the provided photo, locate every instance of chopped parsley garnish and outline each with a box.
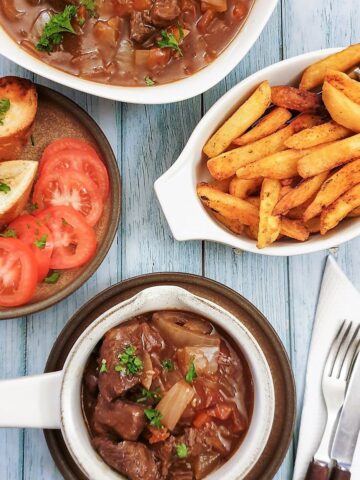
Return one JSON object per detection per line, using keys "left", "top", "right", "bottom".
{"left": 0, "top": 182, "right": 11, "bottom": 193}
{"left": 34, "top": 234, "right": 48, "bottom": 249}
{"left": 0, "top": 98, "right": 10, "bottom": 126}
{"left": 44, "top": 270, "right": 60, "bottom": 284}
{"left": 176, "top": 443, "right": 188, "bottom": 459}
{"left": 100, "top": 359, "right": 107, "bottom": 374}
{"left": 29, "top": 203, "right": 38, "bottom": 213}
{"left": 162, "top": 359, "right": 174, "bottom": 371}
{"left": 115, "top": 345, "right": 143, "bottom": 375}
{"left": 145, "top": 76, "right": 155, "bottom": 86}
{"left": 137, "top": 387, "right": 162, "bottom": 403}
{"left": 185, "top": 361, "right": 197, "bottom": 383}
{"left": 36, "top": 5, "right": 78, "bottom": 52}
{"left": 80, "top": 0, "right": 96, "bottom": 16}
{"left": 157, "top": 28, "right": 184, "bottom": 56}
{"left": 144, "top": 408, "right": 162, "bottom": 429}
{"left": 0, "top": 228, "right": 16, "bottom": 238}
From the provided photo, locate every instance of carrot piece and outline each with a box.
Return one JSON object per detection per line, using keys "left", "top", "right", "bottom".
{"left": 193, "top": 411, "right": 211, "bottom": 428}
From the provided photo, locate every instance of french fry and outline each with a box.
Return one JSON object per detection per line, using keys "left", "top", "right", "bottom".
{"left": 325, "top": 70, "right": 360, "bottom": 105}
{"left": 257, "top": 178, "right": 282, "bottom": 248}
{"left": 287, "top": 197, "right": 315, "bottom": 219}
{"left": 306, "top": 217, "right": 321, "bottom": 233}
{"left": 303, "top": 158, "right": 360, "bottom": 221}
{"left": 297, "top": 134, "right": 360, "bottom": 178}
{"left": 244, "top": 225, "right": 258, "bottom": 240}
{"left": 271, "top": 86, "right": 322, "bottom": 112}
{"left": 280, "top": 218, "right": 310, "bottom": 241}
{"left": 212, "top": 212, "right": 245, "bottom": 235}
{"left": 232, "top": 107, "right": 292, "bottom": 146}
{"left": 322, "top": 81, "right": 360, "bottom": 133}
{"left": 210, "top": 177, "right": 233, "bottom": 193}
{"left": 299, "top": 44, "right": 360, "bottom": 90}
{"left": 285, "top": 121, "right": 352, "bottom": 149}
{"left": 203, "top": 81, "right": 271, "bottom": 158}
{"left": 348, "top": 206, "right": 360, "bottom": 217}
{"left": 246, "top": 196, "right": 261, "bottom": 208}
{"left": 236, "top": 149, "right": 304, "bottom": 180}
{"left": 320, "top": 183, "right": 360, "bottom": 234}
{"left": 273, "top": 172, "right": 329, "bottom": 215}
{"left": 229, "top": 177, "right": 262, "bottom": 198}
{"left": 207, "top": 114, "right": 323, "bottom": 180}
{"left": 197, "top": 182, "right": 259, "bottom": 227}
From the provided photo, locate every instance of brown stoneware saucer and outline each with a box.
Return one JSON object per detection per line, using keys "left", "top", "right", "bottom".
{"left": 44, "top": 273, "right": 296, "bottom": 480}
{"left": 0, "top": 84, "right": 121, "bottom": 320}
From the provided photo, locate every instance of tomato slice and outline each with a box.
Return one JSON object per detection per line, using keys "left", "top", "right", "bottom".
{"left": 0, "top": 238, "right": 38, "bottom": 307}
{"left": 35, "top": 206, "right": 97, "bottom": 269}
{"left": 40, "top": 149, "right": 109, "bottom": 201}
{"left": 33, "top": 169, "right": 104, "bottom": 226}
{"left": 40, "top": 138, "right": 100, "bottom": 170}
{"left": 8, "top": 215, "right": 54, "bottom": 282}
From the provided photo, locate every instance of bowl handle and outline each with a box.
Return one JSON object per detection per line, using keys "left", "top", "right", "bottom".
{"left": 0, "top": 371, "right": 63, "bottom": 429}
{"left": 154, "top": 162, "right": 219, "bottom": 242}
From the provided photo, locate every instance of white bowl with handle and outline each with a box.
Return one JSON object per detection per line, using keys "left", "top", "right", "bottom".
{"left": 155, "top": 48, "right": 360, "bottom": 255}
{"left": 0, "top": 0, "right": 278, "bottom": 104}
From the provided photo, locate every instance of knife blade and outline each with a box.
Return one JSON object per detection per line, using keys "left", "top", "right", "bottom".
{"left": 331, "top": 352, "right": 360, "bottom": 471}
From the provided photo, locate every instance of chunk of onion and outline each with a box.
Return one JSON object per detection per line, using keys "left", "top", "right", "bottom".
{"left": 177, "top": 346, "right": 219, "bottom": 376}
{"left": 156, "top": 380, "right": 194, "bottom": 430}
{"left": 135, "top": 49, "right": 150, "bottom": 66}
{"left": 152, "top": 312, "right": 220, "bottom": 348}
{"left": 202, "top": 0, "right": 227, "bottom": 12}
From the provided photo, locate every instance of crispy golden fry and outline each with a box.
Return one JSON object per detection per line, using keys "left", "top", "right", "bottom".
{"left": 280, "top": 185, "right": 293, "bottom": 198}
{"left": 298, "top": 134, "right": 360, "bottom": 178}
{"left": 306, "top": 217, "right": 321, "bottom": 233}
{"left": 236, "top": 149, "right": 304, "bottom": 180}
{"left": 348, "top": 206, "right": 360, "bottom": 217}
{"left": 197, "top": 182, "right": 259, "bottom": 227}
{"left": 285, "top": 121, "right": 352, "bottom": 149}
{"left": 271, "top": 86, "right": 322, "bottom": 112}
{"left": 299, "top": 44, "right": 360, "bottom": 90}
{"left": 210, "top": 177, "right": 233, "bottom": 193}
{"left": 207, "top": 114, "right": 323, "bottom": 180}
{"left": 303, "top": 158, "right": 360, "bottom": 221}
{"left": 257, "top": 179, "right": 282, "bottom": 248}
{"left": 325, "top": 70, "right": 360, "bottom": 104}
{"left": 246, "top": 196, "right": 261, "bottom": 208}
{"left": 287, "top": 197, "right": 315, "bottom": 219}
{"left": 320, "top": 183, "right": 360, "bottom": 234}
{"left": 244, "top": 225, "right": 258, "bottom": 240}
{"left": 232, "top": 107, "right": 292, "bottom": 146}
{"left": 273, "top": 172, "right": 329, "bottom": 215}
{"left": 280, "top": 218, "right": 310, "bottom": 241}
{"left": 229, "top": 177, "right": 262, "bottom": 198}
{"left": 322, "top": 81, "right": 360, "bottom": 133}
{"left": 212, "top": 212, "right": 245, "bottom": 235}
{"left": 203, "top": 81, "right": 271, "bottom": 158}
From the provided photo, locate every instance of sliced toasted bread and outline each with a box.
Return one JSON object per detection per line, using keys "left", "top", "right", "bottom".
{"left": 0, "top": 160, "right": 38, "bottom": 227}
{"left": 0, "top": 77, "right": 38, "bottom": 160}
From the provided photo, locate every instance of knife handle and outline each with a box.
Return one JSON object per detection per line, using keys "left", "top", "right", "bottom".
{"left": 304, "top": 460, "right": 329, "bottom": 480}
{"left": 330, "top": 466, "right": 351, "bottom": 480}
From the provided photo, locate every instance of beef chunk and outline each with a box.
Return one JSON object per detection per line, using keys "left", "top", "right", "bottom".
{"left": 151, "top": 0, "right": 180, "bottom": 26}
{"left": 151, "top": 435, "right": 176, "bottom": 478}
{"left": 93, "top": 438, "right": 159, "bottom": 480}
{"left": 130, "top": 11, "right": 155, "bottom": 43}
{"left": 98, "top": 319, "right": 163, "bottom": 401}
{"left": 94, "top": 395, "right": 146, "bottom": 441}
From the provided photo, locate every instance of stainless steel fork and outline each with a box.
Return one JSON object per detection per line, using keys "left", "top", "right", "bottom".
{"left": 305, "top": 320, "right": 360, "bottom": 480}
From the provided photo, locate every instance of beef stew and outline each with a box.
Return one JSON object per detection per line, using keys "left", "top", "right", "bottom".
{"left": 0, "top": 0, "right": 254, "bottom": 86}
{"left": 82, "top": 310, "right": 254, "bottom": 480}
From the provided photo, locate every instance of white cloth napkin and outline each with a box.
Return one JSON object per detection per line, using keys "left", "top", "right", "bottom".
{"left": 293, "top": 255, "right": 360, "bottom": 479}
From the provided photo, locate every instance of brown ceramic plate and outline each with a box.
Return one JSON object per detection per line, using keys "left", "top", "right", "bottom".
{"left": 0, "top": 84, "right": 121, "bottom": 320}
{"left": 44, "top": 272, "right": 296, "bottom": 480}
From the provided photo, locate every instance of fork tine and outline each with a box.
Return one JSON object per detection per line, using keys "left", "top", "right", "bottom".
{"left": 330, "top": 320, "right": 353, "bottom": 378}
{"left": 323, "top": 320, "right": 350, "bottom": 376}
{"left": 340, "top": 326, "right": 360, "bottom": 380}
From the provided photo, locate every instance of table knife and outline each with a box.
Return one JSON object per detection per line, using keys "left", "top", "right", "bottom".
{"left": 330, "top": 353, "right": 360, "bottom": 480}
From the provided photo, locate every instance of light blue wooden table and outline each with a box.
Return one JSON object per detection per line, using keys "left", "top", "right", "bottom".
{"left": 1, "top": 0, "right": 360, "bottom": 478}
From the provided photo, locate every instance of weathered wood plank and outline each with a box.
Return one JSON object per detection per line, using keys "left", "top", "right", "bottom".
{"left": 203, "top": 7, "right": 294, "bottom": 479}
